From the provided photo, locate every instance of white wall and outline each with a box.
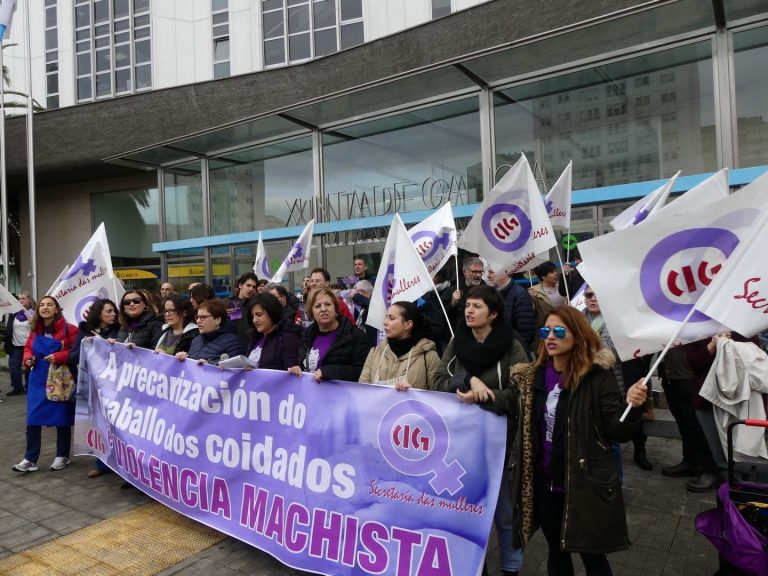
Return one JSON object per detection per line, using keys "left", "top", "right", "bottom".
{"left": 153, "top": 0, "right": 213, "bottom": 89}
{"left": 364, "top": 0, "right": 431, "bottom": 42}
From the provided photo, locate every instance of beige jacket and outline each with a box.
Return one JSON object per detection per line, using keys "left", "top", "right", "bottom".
{"left": 359, "top": 338, "right": 440, "bottom": 390}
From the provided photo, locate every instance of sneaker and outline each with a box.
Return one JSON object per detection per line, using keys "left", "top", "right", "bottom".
{"left": 49, "top": 457, "right": 70, "bottom": 471}
{"left": 12, "top": 459, "right": 38, "bottom": 473}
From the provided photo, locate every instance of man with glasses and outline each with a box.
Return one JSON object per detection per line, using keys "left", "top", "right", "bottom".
{"left": 488, "top": 266, "right": 535, "bottom": 349}
{"left": 448, "top": 256, "right": 487, "bottom": 328}
{"left": 159, "top": 282, "right": 175, "bottom": 300}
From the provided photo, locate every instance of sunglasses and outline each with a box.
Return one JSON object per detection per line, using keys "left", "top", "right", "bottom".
{"left": 122, "top": 297, "right": 143, "bottom": 306}
{"left": 539, "top": 326, "right": 568, "bottom": 339}
{"left": 584, "top": 292, "right": 596, "bottom": 299}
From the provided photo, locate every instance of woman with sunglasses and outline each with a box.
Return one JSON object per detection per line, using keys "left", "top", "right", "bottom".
{"left": 177, "top": 298, "right": 244, "bottom": 364}
{"left": 434, "top": 284, "right": 529, "bottom": 576}
{"left": 155, "top": 294, "right": 198, "bottom": 355}
{"left": 12, "top": 296, "right": 79, "bottom": 473}
{"left": 583, "top": 288, "right": 653, "bottom": 472}
{"left": 116, "top": 290, "right": 164, "bottom": 349}
{"left": 459, "top": 305, "right": 647, "bottom": 576}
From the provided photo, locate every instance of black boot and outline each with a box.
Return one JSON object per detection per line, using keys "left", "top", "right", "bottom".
{"left": 634, "top": 450, "right": 653, "bottom": 471}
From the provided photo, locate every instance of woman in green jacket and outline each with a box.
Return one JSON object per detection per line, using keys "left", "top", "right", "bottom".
{"left": 459, "top": 305, "right": 647, "bottom": 576}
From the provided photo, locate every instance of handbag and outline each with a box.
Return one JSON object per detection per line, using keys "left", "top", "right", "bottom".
{"left": 46, "top": 363, "right": 75, "bottom": 402}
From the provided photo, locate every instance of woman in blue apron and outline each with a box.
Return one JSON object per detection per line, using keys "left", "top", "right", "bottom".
{"left": 12, "top": 296, "right": 78, "bottom": 473}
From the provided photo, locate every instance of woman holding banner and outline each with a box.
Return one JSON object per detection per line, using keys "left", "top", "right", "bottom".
{"left": 460, "top": 305, "right": 647, "bottom": 576}
{"left": 434, "top": 284, "right": 529, "bottom": 576}
{"left": 12, "top": 297, "right": 78, "bottom": 473}
{"left": 359, "top": 301, "right": 439, "bottom": 390}
{"left": 246, "top": 292, "right": 301, "bottom": 370}
{"left": 288, "top": 288, "right": 371, "bottom": 382}
{"left": 155, "top": 294, "right": 198, "bottom": 355}
{"left": 116, "top": 290, "right": 164, "bottom": 349}
{"left": 178, "top": 298, "right": 244, "bottom": 365}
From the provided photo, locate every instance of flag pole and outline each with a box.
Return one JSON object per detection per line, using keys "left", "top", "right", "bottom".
{"left": 619, "top": 304, "right": 697, "bottom": 422}
{"left": 0, "top": 38, "right": 9, "bottom": 290}
{"left": 23, "top": 0, "right": 36, "bottom": 299}
{"left": 554, "top": 243, "right": 570, "bottom": 301}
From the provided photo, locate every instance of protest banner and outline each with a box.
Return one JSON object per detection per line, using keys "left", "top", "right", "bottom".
{"left": 74, "top": 339, "right": 505, "bottom": 576}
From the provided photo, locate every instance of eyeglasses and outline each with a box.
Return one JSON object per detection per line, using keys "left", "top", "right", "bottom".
{"left": 584, "top": 292, "right": 596, "bottom": 299}
{"left": 163, "top": 309, "right": 178, "bottom": 315}
{"left": 467, "top": 269, "right": 484, "bottom": 275}
{"left": 122, "top": 297, "right": 143, "bottom": 306}
{"left": 539, "top": 326, "right": 568, "bottom": 339}
{"left": 195, "top": 314, "right": 212, "bottom": 322}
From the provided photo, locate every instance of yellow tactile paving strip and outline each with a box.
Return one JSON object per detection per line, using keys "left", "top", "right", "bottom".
{"left": 0, "top": 502, "right": 225, "bottom": 575}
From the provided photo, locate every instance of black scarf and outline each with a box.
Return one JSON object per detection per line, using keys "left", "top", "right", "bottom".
{"left": 388, "top": 334, "right": 419, "bottom": 358}
{"left": 453, "top": 321, "right": 514, "bottom": 377}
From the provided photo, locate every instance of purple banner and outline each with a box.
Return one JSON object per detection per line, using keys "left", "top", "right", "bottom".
{"left": 74, "top": 339, "right": 506, "bottom": 576}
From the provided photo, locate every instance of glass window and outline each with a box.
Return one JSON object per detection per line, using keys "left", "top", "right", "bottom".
{"left": 263, "top": 0, "right": 283, "bottom": 10}
{"left": 76, "top": 4, "right": 90, "bottom": 27}
{"left": 134, "top": 0, "right": 150, "bottom": 12}
{"left": 209, "top": 137, "right": 314, "bottom": 237}
{"left": 45, "top": 51, "right": 57, "bottom": 63}
{"left": 432, "top": 0, "right": 451, "bottom": 19}
{"left": 47, "top": 95, "right": 60, "bottom": 109}
{"left": 95, "top": 24, "right": 110, "bottom": 37}
{"left": 114, "top": 31, "right": 130, "bottom": 44}
{"left": 213, "top": 23, "right": 229, "bottom": 37}
{"left": 135, "top": 40, "right": 151, "bottom": 64}
{"left": 95, "top": 36, "right": 110, "bottom": 48}
{"left": 214, "top": 38, "right": 229, "bottom": 61}
{"left": 134, "top": 14, "right": 150, "bottom": 27}
{"left": 47, "top": 74, "right": 58, "bottom": 94}
{"left": 78, "top": 77, "right": 93, "bottom": 100}
{"left": 96, "top": 48, "right": 111, "bottom": 72}
{"left": 135, "top": 64, "right": 151, "bottom": 89}
{"left": 115, "top": 67, "right": 132, "bottom": 93}
{"left": 134, "top": 26, "right": 150, "bottom": 39}
{"left": 96, "top": 72, "right": 111, "bottom": 97}
{"left": 340, "top": 21, "right": 363, "bottom": 49}
{"left": 76, "top": 28, "right": 91, "bottom": 40}
{"left": 45, "top": 28, "right": 58, "bottom": 50}
{"left": 77, "top": 52, "right": 92, "bottom": 75}
{"left": 165, "top": 164, "right": 205, "bottom": 241}
{"left": 214, "top": 61, "right": 230, "bottom": 79}
{"left": 323, "top": 98, "right": 482, "bottom": 220}
{"left": 46, "top": 61, "right": 59, "bottom": 73}
{"left": 94, "top": 0, "right": 109, "bottom": 23}
{"left": 494, "top": 42, "right": 715, "bottom": 190}
{"left": 77, "top": 39, "right": 91, "bottom": 52}
{"left": 113, "top": 0, "right": 130, "bottom": 18}
{"left": 114, "top": 19, "right": 130, "bottom": 31}
{"left": 213, "top": 0, "right": 229, "bottom": 10}
{"left": 264, "top": 38, "right": 285, "bottom": 65}
{"left": 314, "top": 27, "right": 336, "bottom": 57}
{"left": 263, "top": 10, "right": 284, "bottom": 39}
{"left": 212, "top": 12, "right": 228, "bottom": 25}
{"left": 92, "top": 187, "right": 160, "bottom": 266}
{"left": 46, "top": 6, "right": 57, "bottom": 28}
{"left": 340, "top": 0, "right": 362, "bottom": 20}
{"left": 115, "top": 44, "right": 131, "bottom": 67}
{"left": 733, "top": 26, "right": 768, "bottom": 168}
{"left": 289, "top": 33, "right": 310, "bottom": 61}
{"left": 313, "top": 0, "right": 335, "bottom": 28}
{"left": 288, "top": 5, "right": 310, "bottom": 33}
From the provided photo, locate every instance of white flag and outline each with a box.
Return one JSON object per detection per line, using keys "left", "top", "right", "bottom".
{"left": 569, "top": 269, "right": 588, "bottom": 312}
{"left": 609, "top": 172, "right": 679, "bottom": 230}
{"left": 651, "top": 169, "right": 730, "bottom": 221}
{"left": 0, "top": 0, "right": 16, "bottom": 39}
{"left": 459, "top": 155, "right": 556, "bottom": 274}
{"left": 0, "top": 283, "right": 24, "bottom": 316}
{"left": 578, "top": 169, "right": 768, "bottom": 360}
{"left": 271, "top": 220, "right": 314, "bottom": 283}
{"left": 368, "top": 214, "right": 434, "bottom": 331}
{"left": 694, "top": 201, "right": 768, "bottom": 337}
{"left": 49, "top": 223, "right": 125, "bottom": 325}
{"left": 253, "top": 233, "right": 272, "bottom": 279}
{"left": 408, "top": 203, "right": 457, "bottom": 276}
{"left": 544, "top": 161, "right": 572, "bottom": 230}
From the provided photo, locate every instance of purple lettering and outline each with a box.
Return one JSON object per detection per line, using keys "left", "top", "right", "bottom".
{"left": 358, "top": 521, "right": 389, "bottom": 573}
{"left": 239, "top": 484, "right": 270, "bottom": 532}
{"left": 392, "top": 527, "right": 422, "bottom": 576}
{"left": 264, "top": 494, "right": 285, "bottom": 544}
{"left": 285, "top": 503, "right": 310, "bottom": 553}
{"left": 210, "top": 477, "right": 231, "bottom": 519}
{"left": 180, "top": 469, "right": 198, "bottom": 507}
{"left": 309, "top": 509, "right": 342, "bottom": 561}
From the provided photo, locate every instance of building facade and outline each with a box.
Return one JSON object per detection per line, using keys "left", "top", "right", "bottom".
{"left": 3, "top": 0, "right": 768, "bottom": 296}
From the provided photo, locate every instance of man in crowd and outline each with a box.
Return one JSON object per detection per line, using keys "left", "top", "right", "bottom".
{"left": 267, "top": 283, "right": 301, "bottom": 324}
{"left": 448, "top": 256, "right": 486, "bottom": 327}
{"left": 160, "top": 282, "right": 175, "bottom": 300}
{"left": 488, "top": 266, "right": 535, "bottom": 349}
{"left": 353, "top": 258, "right": 374, "bottom": 283}
{"left": 4, "top": 292, "right": 35, "bottom": 396}
{"left": 227, "top": 272, "right": 259, "bottom": 343}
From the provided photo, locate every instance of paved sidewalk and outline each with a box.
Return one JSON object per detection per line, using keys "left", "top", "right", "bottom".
{"left": 0, "top": 373, "right": 721, "bottom": 576}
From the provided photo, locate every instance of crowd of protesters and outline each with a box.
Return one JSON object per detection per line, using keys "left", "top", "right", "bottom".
{"left": 21, "top": 253, "right": 767, "bottom": 576}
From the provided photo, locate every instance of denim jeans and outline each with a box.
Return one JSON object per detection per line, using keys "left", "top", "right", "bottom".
{"left": 495, "top": 466, "right": 524, "bottom": 571}
{"left": 8, "top": 345, "right": 27, "bottom": 392}
{"left": 25, "top": 425, "right": 72, "bottom": 463}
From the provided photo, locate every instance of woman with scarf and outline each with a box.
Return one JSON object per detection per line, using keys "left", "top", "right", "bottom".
{"left": 434, "top": 284, "right": 529, "bottom": 576}
{"left": 359, "top": 301, "right": 440, "bottom": 390}
{"left": 460, "top": 305, "right": 647, "bottom": 576}
{"left": 115, "top": 290, "right": 164, "bottom": 349}
{"left": 12, "top": 296, "right": 78, "bottom": 473}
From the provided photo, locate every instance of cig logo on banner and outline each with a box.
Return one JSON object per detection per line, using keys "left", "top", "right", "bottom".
{"left": 480, "top": 194, "right": 532, "bottom": 252}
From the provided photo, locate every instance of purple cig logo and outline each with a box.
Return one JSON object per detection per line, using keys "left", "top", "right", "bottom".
{"left": 639, "top": 228, "right": 739, "bottom": 322}
{"left": 378, "top": 400, "right": 466, "bottom": 496}
{"left": 381, "top": 262, "right": 395, "bottom": 307}
{"left": 480, "top": 201, "right": 532, "bottom": 252}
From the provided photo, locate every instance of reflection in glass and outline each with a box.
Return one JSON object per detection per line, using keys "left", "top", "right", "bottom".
{"left": 340, "top": 0, "right": 362, "bottom": 20}
{"left": 208, "top": 137, "right": 313, "bottom": 235}
{"left": 340, "top": 21, "right": 363, "bottom": 49}
{"left": 165, "top": 164, "right": 204, "bottom": 241}
{"left": 494, "top": 42, "right": 715, "bottom": 190}
{"left": 314, "top": 27, "right": 336, "bottom": 57}
{"left": 323, "top": 98, "right": 482, "bottom": 221}
{"left": 733, "top": 26, "right": 768, "bottom": 168}
{"left": 289, "top": 33, "right": 311, "bottom": 61}
{"left": 92, "top": 187, "right": 160, "bottom": 266}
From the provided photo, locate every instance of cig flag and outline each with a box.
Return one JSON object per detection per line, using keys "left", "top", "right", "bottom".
{"left": 544, "top": 161, "right": 572, "bottom": 230}
{"left": 0, "top": 283, "right": 25, "bottom": 316}
{"left": 0, "top": 0, "right": 16, "bottom": 39}
{"left": 271, "top": 219, "right": 314, "bottom": 283}
{"left": 408, "top": 202, "right": 457, "bottom": 276}
{"left": 578, "top": 169, "right": 768, "bottom": 360}
{"left": 253, "top": 233, "right": 272, "bottom": 279}
{"left": 368, "top": 214, "right": 434, "bottom": 331}
{"left": 651, "top": 168, "right": 729, "bottom": 221}
{"left": 49, "top": 223, "right": 125, "bottom": 326}
{"left": 694, "top": 202, "right": 768, "bottom": 337}
{"left": 609, "top": 171, "right": 679, "bottom": 230}
{"left": 459, "top": 155, "right": 555, "bottom": 274}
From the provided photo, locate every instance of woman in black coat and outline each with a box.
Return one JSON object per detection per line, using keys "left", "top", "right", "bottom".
{"left": 116, "top": 290, "right": 164, "bottom": 349}
{"left": 288, "top": 287, "right": 371, "bottom": 382}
